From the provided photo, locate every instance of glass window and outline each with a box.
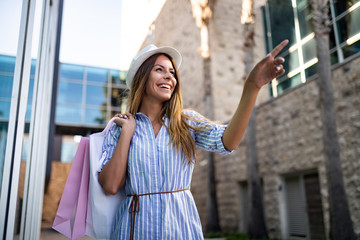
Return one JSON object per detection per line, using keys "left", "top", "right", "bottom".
{"left": 333, "top": 0, "right": 360, "bottom": 17}
{"left": 86, "top": 85, "right": 107, "bottom": 106}
{"left": 87, "top": 67, "right": 108, "bottom": 83}
{"left": 0, "top": 122, "right": 9, "bottom": 185}
{"left": 111, "top": 70, "right": 127, "bottom": 85}
{"left": 30, "top": 59, "right": 36, "bottom": 76}
{"left": 277, "top": 73, "right": 302, "bottom": 95}
{"left": 302, "top": 38, "right": 317, "bottom": 62}
{"left": 57, "top": 81, "right": 83, "bottom": 104}
{"left": 111, "top": 88, "right": 128, "bottom": 107}
{"left": 262, "top": 6, "right": 271, "bottom": 52}
{"left": 0, "top": 75, "right": 14, "bottom": 98}
{"left": 336, "top": 6, "right": 360, "bottom": 43}
{"left": 60, "top": 138, "right": 79, "bottom": 163}
{"left": 329, "top": 24, "right": 337, "bottom": 50}
{"left": 268, "top": 0, "right": 297, "bottom": 52}
{"left": 0, "top": 55, "right": 16, "bottom": 73}
{"left": 84, "top": 107, "right": 106, "bottom": 125}
{"left": 55, "top": 105, "right": 82, "bottom": 124}
{"left": 297, "top": 0, "right": 314, "bottom": 38}
{"left": 111, "top": 108, "right": 122, "bottom": 117}
{"left": 305, "top": 63, "right": 317, "bottom": 78}
{"left": 28, "top": 77, "right": 35, "bottom": 104}
{"left": 59, "top": 63, "right": 84, "bottom": 81}
{"left": 263, "top": 0, "right": 360, "bottom": 97}
{"left": 342, "top": 40, "right": 360, "bottom": 58}
{"left": 25, "top": 103, "right": 32, "bottom": 122}
{"left": 0, "top": 101, "right": 11, "bottom": 120}
{"left": 284, "top": 50, "right": 300, "bottom": 73}
{"left": 330, "top": 51, "right": 340, "bottom": 64}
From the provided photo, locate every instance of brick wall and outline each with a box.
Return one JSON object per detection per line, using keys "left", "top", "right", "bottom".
{"left": 141, "top": 0, "right": 360, "bottom": 238}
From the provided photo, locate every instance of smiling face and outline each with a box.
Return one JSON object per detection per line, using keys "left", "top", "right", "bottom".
{"left": 143, "top": 54, "right": 177, "bottom": 104}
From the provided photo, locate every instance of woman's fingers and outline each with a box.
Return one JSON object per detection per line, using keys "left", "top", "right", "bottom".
{"left": 274, "top": 57, "right": 285, "bottom": 65}
{"left": 270, "top": 39, "right": 289, "bottom": 58}
{"left": 115, "top": 113, "right": 130, "bottom": 119}
{"left": 124, "top": 112, "right": 133, "bottom": 119}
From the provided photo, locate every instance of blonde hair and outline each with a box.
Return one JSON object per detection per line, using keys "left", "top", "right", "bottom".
{"left": 128, "top": 53, "right": 200, "bottom": 163}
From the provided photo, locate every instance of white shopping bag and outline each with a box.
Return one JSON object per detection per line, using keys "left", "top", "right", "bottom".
{"left": 86, "top": 118, "right": 126, "bottom": 239}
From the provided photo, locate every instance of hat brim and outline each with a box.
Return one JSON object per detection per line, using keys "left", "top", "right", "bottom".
{"left": 126, "top": 46, "right": 182, "bottom": 89}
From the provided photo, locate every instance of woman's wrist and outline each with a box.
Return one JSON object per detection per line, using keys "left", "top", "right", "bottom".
{"left": 120, "top": 124, "right": 135, "bottom": 138}
{"left": 244, "top": 78, "right": 261, "bottom": 94}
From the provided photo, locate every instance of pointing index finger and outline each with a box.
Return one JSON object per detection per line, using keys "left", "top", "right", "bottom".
{"left": 270, "top": 39, "right": 289, "bottom": 57}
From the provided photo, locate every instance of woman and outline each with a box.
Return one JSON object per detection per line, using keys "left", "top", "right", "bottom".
{"left": 98, "top": 41, "right": 288, "bottom": 239}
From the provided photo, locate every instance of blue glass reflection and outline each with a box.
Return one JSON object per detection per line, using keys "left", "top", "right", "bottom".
{"left": 0, "top": 75, "right": 13, "bottom": 98}
{"left": 87, "top": 67, "right": 107, "bottom": 83}
{"left": 0, "top": 55, "right": 16, "bottom": 73}
{"left": 0, "top": 122, "right": 9, "bottom": 187}
{"left": 86, "top": 85, "right": 107, "bottom": 106}
{"left": 0, "top": 101, "right": 11, "bottom": 119}
{"left": 84, "top": 107, "right": 106, "bottom": 125}
{"left": 30, "top": 59, "right": 37, "bottom": 76}
{"left": 25, "top": 103, "right": 32, "bottom": 122}
{"left": 111, "top": 70, "right": 127, "bottom": 85}
{"left": 55, "top": 105, "right": 82, "bottom": 124}
{"left": 57, "top": 81, "right": 83, "bottom": 104}
{"left": 28, "top": 77, "right": 34, "bottom": 103}
{"left": 59, "top": 63, "right": 84, "bottom": 80}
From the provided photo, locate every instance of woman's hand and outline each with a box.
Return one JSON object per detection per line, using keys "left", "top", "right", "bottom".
{"left": 222, "top": 39, "right": 289, "bottom": 151}
{"left": 114, "top": 112, "right": 136, "bottom": 136}
{"left": 99, "top": 112, "right": 135, "bottom": 194}
{"left": 246, "top": 40, "right": 289, "bottom": 89}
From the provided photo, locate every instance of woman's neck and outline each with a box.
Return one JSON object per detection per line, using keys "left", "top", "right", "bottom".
{"left": 139, "top": 100, "right": 163, "bottom": 123}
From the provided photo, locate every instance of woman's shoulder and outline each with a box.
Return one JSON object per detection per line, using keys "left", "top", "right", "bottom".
{"left": 182, "top": 109, "right": 203, "bottom": 118}
{"left": 107, "top": 122, "right": 121, "bottom": 138}
{"left": 182, "top": 109, "right": 211, "bottom": 128}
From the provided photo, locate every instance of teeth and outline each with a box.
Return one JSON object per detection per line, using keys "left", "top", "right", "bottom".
{"left": 159, "top": 84, "right": 170, "bottom": 89}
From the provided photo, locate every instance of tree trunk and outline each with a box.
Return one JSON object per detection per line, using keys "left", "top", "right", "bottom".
{"left": 241, "top": 1, "right": 268, "bottom": 238}
{"left": 190, "top": 0, "right": 222, "bottom": 234}
{"left": 203, "top": 54, "right": 221, "bottom": 233}
{"left": 246, "top": 111, "right": 268, "bottom": 239}
{"left": 310, "top": 1, "right": 356, "bottom": 239}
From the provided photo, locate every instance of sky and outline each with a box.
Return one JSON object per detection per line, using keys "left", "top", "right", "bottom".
{"left": 0, "top": 0, "right": 165, "bottom": 70}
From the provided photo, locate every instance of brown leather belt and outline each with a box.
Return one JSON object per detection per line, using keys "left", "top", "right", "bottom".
{"left": 128, "top": 188, "right": 190, "bottom": 240}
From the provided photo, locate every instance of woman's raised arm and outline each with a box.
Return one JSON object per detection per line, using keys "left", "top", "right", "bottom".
{"left": 222, "top": 40, "right": 289, "bottom": 150}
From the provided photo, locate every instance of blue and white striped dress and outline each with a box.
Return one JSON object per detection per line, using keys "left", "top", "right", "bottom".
{"left": 100, "top": 110, "right": 232, "bottom": 239}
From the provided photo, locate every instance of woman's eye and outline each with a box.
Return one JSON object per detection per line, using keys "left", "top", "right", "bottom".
{"left": 155, "top": 68, "right": 162, "bottom": 72}
{"left": 170, "top": 71, "right": 175, "bottom": 76}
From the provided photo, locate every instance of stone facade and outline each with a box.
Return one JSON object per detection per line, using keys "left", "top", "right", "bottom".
{"left": 141, "top": 0, "right": 360, "bottom": 239}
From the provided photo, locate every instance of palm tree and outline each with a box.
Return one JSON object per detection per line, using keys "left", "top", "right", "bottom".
{"left": 241, "top": 0, "right": 268, "bottom": 238}
{"left": 309, "top": 1, "right": 356, "bottom": 239}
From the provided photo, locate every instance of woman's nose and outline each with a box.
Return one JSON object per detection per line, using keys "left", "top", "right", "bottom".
{"left": 163, "top": 71, "right": 173, "bottom": 79}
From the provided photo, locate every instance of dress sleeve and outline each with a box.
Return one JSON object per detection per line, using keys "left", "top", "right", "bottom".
{"left": 184, "top": 110, "right": 233, "bottom": 155}
{"left": 97, "top": 122, "right": 121, "bottom": 172}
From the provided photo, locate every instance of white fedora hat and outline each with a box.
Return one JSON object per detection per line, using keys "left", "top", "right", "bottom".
{"left": 125, "top": 44, "right": 182, "bottom": 88}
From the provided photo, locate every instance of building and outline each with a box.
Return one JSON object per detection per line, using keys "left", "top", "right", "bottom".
{"left": 0, "top": 54, "right": 128, "bottom": 229}
{"left": 140, "top": 0, "right": 360, "bottom": 239}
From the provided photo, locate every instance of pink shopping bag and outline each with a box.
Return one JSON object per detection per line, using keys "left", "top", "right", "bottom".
{"left": 52, "top": 137, "right": 90, "bottom": 240}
